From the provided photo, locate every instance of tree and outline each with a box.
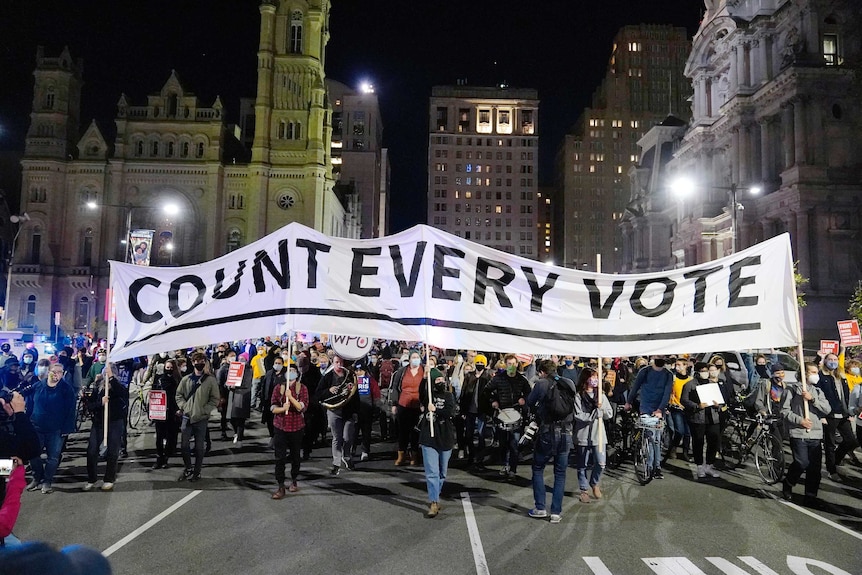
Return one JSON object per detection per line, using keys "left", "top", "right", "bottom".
{"left": 847, "top": 281, "right": 862, "bottom": 354}
{"left": 794, "top": 261, "right": 808, "bottom": 308}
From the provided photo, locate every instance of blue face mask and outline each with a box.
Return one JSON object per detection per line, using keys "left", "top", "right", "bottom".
{"left": 825, "top": 360, "right": 839, "bottom": 371}
{"left": 410, "top": 358, "right": 421, "bottom": 368}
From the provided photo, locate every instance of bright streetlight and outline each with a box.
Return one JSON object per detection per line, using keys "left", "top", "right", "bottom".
{"left": 671, "top": 177, "right": 761, "bottom": 254}
{"left": 86, "top": 202, "right": 180, "bottom": 262}
{"left": 4, "top": 212, "right": 31, "bottom": 331}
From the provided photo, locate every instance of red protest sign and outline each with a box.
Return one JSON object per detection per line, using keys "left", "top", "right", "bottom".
{"left": 226, "top": 362, "right": 245, "bottom": 387}
{"left": 148, "top": 390, "right": 167, "bottom": 421}
{"left": 820, "top": 340, "right": 840, "bottom": 356}
{"left": 837, "top": 320, "right": 862, "bottom": 346}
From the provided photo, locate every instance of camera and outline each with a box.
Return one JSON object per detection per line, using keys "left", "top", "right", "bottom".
{"left": 519, "top": 418, "right": 539, "bottom": 447}
{"left": 0, "top": 459, "right": 13, "bottom": 476}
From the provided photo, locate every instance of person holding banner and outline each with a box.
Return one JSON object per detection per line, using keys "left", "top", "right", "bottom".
{"left": 681, "top": 362, "right": 729, "bottom": 479}
{"left": 271, "top": 361, "right": 308, "bottom": 499}
{"left": 150, "top": 359, "right": 180, "bottom": 470}
{"left": 83, "top": 364, "right": 128, "bottom": 491}
{"left": 574, "top": 367, "right": 614, "bottom": 503}
{"left": 816, "top": 353, "right": 858, "bottom": 481}
{"left": 418, "top": 367, "right": 456, "bottom": 518}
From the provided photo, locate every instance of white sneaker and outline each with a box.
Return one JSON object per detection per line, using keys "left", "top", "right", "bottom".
{"left": 41, "top": 483, "right": 54, "bottom": 494}
{"left": 697, "top": 465, "right": 707, "bottom": 478}
{"left": 706, "top": 464, "right": 720, "bottom": 478}
{"left": 360, "top": 452, "right": 369, "bottom": 462}
{"left": 549, "top": 514, "right": 562, "bottom": 524}
{"left": 101, "top": 482, "right": 115, "bottom": 491}
{"left": 82, "top": 482, "right": 96, "bottom": 492}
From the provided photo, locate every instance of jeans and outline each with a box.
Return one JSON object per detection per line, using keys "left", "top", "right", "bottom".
{"left": 181, "top": 419, "right": 208, "bottom": 474}
{"left": 87, "top": 419, "right": 123, "bottom": 483}
{"left": 498, "top": 428, "right": 521, "bottom": 472}
{"left": 251, "top": 378, "right": 262, "bottom": 409}
{"left": 823, "top": 417, "right": 858, "bottom": 473}
{"left": 786, "top": 437, "right": 823, "bottom": 496}
{"left": 327, "top": 411, "right": 356, "bottom": 466}
{"left": 576, "top": 444, "right": 606, "bottom": 491}
{"left": 531, "top": 427, "right": 570, "bottom": 515}
{"left": 666, "top": 408, "right": 690, "bottom": 456}
{"left": 641, "top": 414, "right": 663, "bottom": 471}
{"left": 31, "top": 430, "right": 64, "bottom": 486}
{"left": 462, "top": 413, "right": 485, "bottom": 462}
{"left": 420, "top": 445, "right": 452, "bottom": 503}
{"left": 274, "top": 428, "right": 304, "bottom": 485}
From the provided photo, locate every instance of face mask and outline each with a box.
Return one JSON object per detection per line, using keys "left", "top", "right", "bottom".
{"left": 708, "top": 370, "right": 719, "bottom": 379}
{"left": 653, "top": 359, "right": 666, "bottom": 368}
{"left": 289, "top": 371, "right": 298, "bottom": 381}
{"left": 98, "top": 355, "right": 107, "bottom": 363}
{"left": 410, "top": 358, "right": 421, "bottom": 368}
{"left": 505, "top": 365, "right": 517, "bottom": 376}
{"left": 227, "top": 356, "right": 236, "bottom": 363}
{"left": 274, "top": 364, "right": 284, "bottom": 372}
{"left": 676, "top": 366, "right": 690, "bottom": 377}
{"left": 603, "top": 364, "right": 611, "bottom": 371}
{"left": 698, "top": 371, "right": 709, "bottom": 380}
{"left": 193, "top": 363, "right": 205, "bottom": 371}
{"left": 454, "top": 355, "right": 463, "bottom": 365}
{"left": 755, "top": 365, "right": 770, "bottom": 378}
{"left": 36, "top": 365, "right": 45, "bottom": 377}
{"left": 851, "top": 367, "right": 861, "bottom": 376}
{"left": 825, "top": 360, "right": 839, "bottom": 371}
{"left": 808, "top": 374, "right": 820, "bottom": 385}
{"left": 319, "top": 362, "right": 329, "bottom": 370}
{"left": 475, "top": 364, "right": 485, "bottom": 372}
{"left": 564, "top": 360, "right": 573, "bottom": 367}
{"left": 588, "top": 377, "right": 599, "bottom": 388}
{"left": 23, "top": 357, "right": 33, "bottom": 364}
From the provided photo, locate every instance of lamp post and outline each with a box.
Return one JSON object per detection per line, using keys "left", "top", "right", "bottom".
{"left": 671, "top": 178, "right": 761, "bottom": 254}
{"left": 86, "top": 201, "right": 179, "bottom": 262}
{"left": 3, "top": 212, "right": 31, "bottom": 331}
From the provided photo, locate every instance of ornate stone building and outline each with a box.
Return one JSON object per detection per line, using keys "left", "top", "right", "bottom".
{"left": 660, "top": 0, "right": 862, "bottom": 342}
{"left": 8, "top": 1, "right": 350, "bottom": 338}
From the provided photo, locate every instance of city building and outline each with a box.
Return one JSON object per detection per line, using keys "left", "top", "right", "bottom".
{"left": 6, "top": 1, "right": 349, "bottom": 339}
{"left": 536, "top": 186, "right": 555, "bottom": 264}
{"left": 557, "top": 24, "right": 691, "bottom": 271}
{"left": 667, "top": 0, "right": 862, "bottom": 343}
{"left": 327, "top": 78, "right": 391, "bottom": 238}
{"left": 428, "top": 84, "right": 540, "bottom": 258}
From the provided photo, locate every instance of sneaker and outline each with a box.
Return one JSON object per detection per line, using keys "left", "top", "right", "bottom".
{"left": 233, "top": 435, "right": 239, "bottom": 444}
{"left": 705, "top": 464, "right": 720, "bottom": 478}
{"left": 360, "top": 452, "right": 369, "bottom": 462}
{"left": 578, "top": 491, "right": 591, "bottom": 503}
{"left": 288, "top": 482, "right": 299, "bottom": 493}
{"left": 329, "top": 465, "right": 340, "bottom": 476}
{"left": 781, "top": 479, "right": 793, "bottom": 501}
{"left": 652, "top": 469, "right": 665, "bottom": 480}
{"left": 549, "top": 514, "right": 562, "bottom": 524}
{"left": 697, "top": 464, "right": 707, "bottom": 478}
{"left": 26, "top": 480, "right": 42, "bottom": 492}
{"left": 341, "top": 457, "right": 355, "bottom": 470}
{"left": 82, "top": 482, "right": 96, "bottom": 492}
{"left": 528, "top": 508, "right": 548, "bottom": 519}
{"left": 828, "top": 472, "right": 841, "bottom": 482}
{"left": 177, "top": 468, "right": 193, "bottom": 482}
{"left": 41, "top": 484, "right": 54, "bottom": 494}
{"left": 101, "top": 482, "right": 114, "bottom": 491}
{"left": 188, "top": 473, "right": 202, "bottom": 483}
{"left": 499, "top": 466, "right": 510, "bottom": 477}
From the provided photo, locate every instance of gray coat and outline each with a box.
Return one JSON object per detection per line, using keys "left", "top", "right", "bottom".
{"left": 227, "top": 367, "right": 252, "bottom": 420}
{"left": 780, "top": 381, "right": 831, "bottom": 439}
{"left": 573, "top": 391, "right": 614, "bottom": 447}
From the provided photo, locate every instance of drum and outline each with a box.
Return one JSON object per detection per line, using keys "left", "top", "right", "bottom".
{"left": 496, "top": 407, "right": 522, "bottom": 431}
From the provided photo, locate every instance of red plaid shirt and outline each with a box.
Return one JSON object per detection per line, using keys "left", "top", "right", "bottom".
{"left": 272, "top": 382, "right": 308, "bottom": 433}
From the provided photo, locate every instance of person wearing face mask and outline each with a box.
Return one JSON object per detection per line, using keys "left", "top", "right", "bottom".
{"left": 151, "top": 359, "right": 181, "bottom": 469}
{"left": 0, "top": 343, "right": 16, "bottom": 367}
{"left": 19, "top": 351, "right": 37, "bottom": 384}
{"left": 665, "top": 358, "right": 693, "bottom": 464}
{"left": 839, "top": 346, "right": 861, "bottom": 393}
{"left": 352, "top": 362, "right": 381, "bottom": 462}
{"left": 848, "top": 371, "right": 862, "bottom": 464}
{"left": 83, "top": 363, "right": 129, "bottom": 491}
{"left": 389, "top": 350, "right": 425, "bottom": 466}
{"left": 747, "top": 354, "right": 774, "bottom": 391}
{"left": 458, "top": 354, "right": 492, "bottom": 466}
{"left": 250, "top": 345, "right": 269, "bottom": 411}
{"left": 484, "top": 354, "right": 531, "bottom": 478}
{"left": 418, "top": 367, "right": 456, "bottom": 518}
{"left": 817, "top": 353, "right": 858, "bottom": 481}
{"left": 82, "top": 350, "right": 108, "bottom": 393}
{"left": 753, "top": 363, "right": 787, "bottom": 442}
{"left": 300, "top": 353, "right": 324, "bottom": 459}
{"left": 261, "top": 354, "right": 287, "bottom": 444}
{"left": 226, "top": 352, "right": 253, "bottom": 446}
{"left": 558, "top": 355, "right": 581, "bottom": 383}
{"left": 271, "top": 361, "right": 308, "bottom": 498}
{"left": 681, "top": 362, "right": 725, "bottom": 479}
{"left": 175, "top": 353, "right": 220, "bottom": 482}
{"left": 624, "top": 357, "right": 673, "bottom": 480}
{"left": 317, "top": 355, "right": 360, "bottom": 474}
{"left": 0, "top": 358, "right": 22, "bottom": 395}
{"left": 572, "top": 367, "right": 614, "bottom": 504}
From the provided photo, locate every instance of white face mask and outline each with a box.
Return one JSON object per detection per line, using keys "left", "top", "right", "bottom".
{"left": 807, "top": 374, "right": 820, "bottom": 385}
{"left": 274, "top": 364, "right": 284, "bottom": 372}
{"left": 851, "top": 367, "right": 861, "bottom": 376}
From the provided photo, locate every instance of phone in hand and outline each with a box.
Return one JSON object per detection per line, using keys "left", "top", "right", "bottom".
{"left": 0, "top": 459, "right": 14, "bottom": 476}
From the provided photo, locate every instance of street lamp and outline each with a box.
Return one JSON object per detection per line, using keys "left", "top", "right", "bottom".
{"left": 3, "top": 212, "right": 30, "bottom": 331}
{"left": 86, "top": 202, "right": 179, "bottom": 262}
{"left": 671, "top": 178, "right": 761, "bottom": 254}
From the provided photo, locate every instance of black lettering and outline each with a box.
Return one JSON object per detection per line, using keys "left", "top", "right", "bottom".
{"left": 128, "top": 277, "right": 163, "bottom": 323}
{"left": 168, "top": 275, "right": 206, "bottom": 319}
{"left": 252, "top": 240, "right": 290, "bottom": 292}
{"left": 630, "top": 277, "right": 676, "bottom": 317}
{"left": 522, "top": 267, "right": 559, "bottom": 313}
{"left": 213, "top": 260, "right": 246, "bottom": 300}
{"left": 584, "top": 279, "right": 625, "bottom": 319}
{"left": 296, "top": 239, "right": 331, "bottom": 289}
{"left": 683, "top": 266, "right": 722, "bottom": 313}
{"left": 389, "top": 242, "right": 427, "bottom": 297}
{"left": 728, "top": 256, "right": 760, "bottom": 308}
{"left": 473, "top": 258, "right": 515, "bottom": 307}
{"left": 432, "top": 245, "right": 464, "bottom": 301}
{"left": 349, "top": 247, "right": 382, "bottom": 297}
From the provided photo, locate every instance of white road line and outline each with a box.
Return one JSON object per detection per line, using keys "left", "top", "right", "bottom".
{"left": 102, "top": 490, "right": 202, "bottom": 557}
{"left": 461, "top": 491, "right": 491, "bottom": 575}
{"left": 779, "top": 499, "right": 862, "bottom": 542}
{"left": 584, "top": 556, "right": 614, "bottom": 574}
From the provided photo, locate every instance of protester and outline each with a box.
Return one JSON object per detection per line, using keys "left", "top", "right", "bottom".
{"left": 353, "top": 362, "right": 381, "bottom": 462}
{"left": 458, "top": 353, "right": 491, "bottom": 465}
{"left": 260, "top": 354, "right": 286, "bottom": 445}
{"left": 665, "top": 357, "right": 693, "bottom": 464}
{"left": 175, "top": 353, "right": 220, "bottom": 483}
{"left": 270, "top": 361, "right": 308, "bottom": 499}
{"left": 84, "top": 364, "right": 129, "bottom": 491}
{"left": 0, "top": 458, "right": 25, "bottom": 544}
{"left": 300, "top": 354, "right": 324, "bottom": 459}
{"left": 484, "top": 354, "right": 530, "bottom": 478}
{"left": 418, "top": 367, "right": 456, "bottom": 518}
{"left": 151, "top": 359, "right": 181, "bottom": 469}
{"left": 573, "top": 367, "right": 614, "bottom": 503}
{"left": 681, "top": 362, "right": 727, "bottom": 479}
{"left": 389, "top": 349, "right": 425, "bottom": 466}
{"left": 26, "top": 363, "right": 76, "bottom": 494}
{"left": 226, "top": 352, "right": 253, "bottom": 446}
{"left": 816, "top": 353, "right": 858, "bottom": 481}
{"left": 318, "top": 355, "right": 359, "bottom": 475}
{"left": 625, "top": 357, "right": 673, "bottom": 479}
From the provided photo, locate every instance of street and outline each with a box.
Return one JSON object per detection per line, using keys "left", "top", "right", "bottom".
{"left": 12, "top": 418, "right": 862, "bottom": 575}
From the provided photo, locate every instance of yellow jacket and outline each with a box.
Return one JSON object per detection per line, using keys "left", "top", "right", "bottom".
{"left": 839, "top": 352, "right": 861, "bottom": 392}
{"left": 670, "top": 375, "right": 691, "bottom": 407}
{"left": 252, "top": 350, "right": 267, "bottom": 379}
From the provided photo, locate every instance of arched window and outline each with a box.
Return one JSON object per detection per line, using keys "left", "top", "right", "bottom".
{"left": 44, "top": 89, "right": 56, "bottom": 110}
{"left": 151, "top": 140, "right": 159, "bottom": 156}
{"left": 289, "top": 11, "right": 303, "bottom": 54}
{"left": 81, "top": 228, "right": 94, "bottom": 266}
{"left": 167, "top": 94, "right": 179, "bottom": 117}
{"left": 181, "top": 141, "right": 190, "bottom": 158}
{"left": 167, "top": 141, "right": 175, "bottom": 157}
{"left": 75, "top": 296, "right": 90, "bottom": 330}
{"left": 135, "top": 140, "right": 144, "bottom": 157}
{"left": 30, "top": 226, "right": 42, "bottom": 264}
{"left": 196, "top": 142, "right": 205, "bottom": 158}
{"left": 21, "top": 295, "right": 37, "bottom": 328}
{"left": 227, "top": 229, "right": 242, "bottom": 253}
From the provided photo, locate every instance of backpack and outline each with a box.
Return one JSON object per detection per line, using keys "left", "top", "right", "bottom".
{"left": 545, "top": 375, "right": 576, "bottom": 422}
{"left": 741, "top": 382, "right": 760, "bottom": 414}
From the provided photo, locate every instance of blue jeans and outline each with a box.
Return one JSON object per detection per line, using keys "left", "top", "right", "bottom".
{"left": 181, "top": 419, "right": 208, "bottom": 475}
{"left": 531, "top": 427, "right": 570, "bottom": 515}
{"left": 576, "top": 445, "right": 606, "bottom": 491}
{"left": 640, "top": 415, "right": 663, "bottom": 471}
{"left": 31, "top": 430, "right": 64, "bottom": 486}
{"left": 421, "top": 445, "right": 452, "bottom": 503}
{"left": 499, "top": 428, "right": 522, "bottom": 471}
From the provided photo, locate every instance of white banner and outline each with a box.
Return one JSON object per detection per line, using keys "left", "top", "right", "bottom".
{"left": 108, "top": 223, "right": 799, "bottom": 360}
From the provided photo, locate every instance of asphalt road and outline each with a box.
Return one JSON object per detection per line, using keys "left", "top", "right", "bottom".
{"left": 11, "top": 416, "right": 862, "bottom": 575}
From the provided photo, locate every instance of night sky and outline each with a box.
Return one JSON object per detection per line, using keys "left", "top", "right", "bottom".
{"left": 0, "top": 0, "right": 703, "bottom": 231}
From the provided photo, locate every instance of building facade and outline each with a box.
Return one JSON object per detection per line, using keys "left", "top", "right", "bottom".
{"left": 428, "top": 85, "right": 540, "bottom": 258}
{"left": 557, "top": 25, "right": 691, "bottom": 271}
{"left": 8, "top": 0, "right": 351, "bottom": 339}
{"left": 668, "top": 0, "right": 862, "bottom": 343}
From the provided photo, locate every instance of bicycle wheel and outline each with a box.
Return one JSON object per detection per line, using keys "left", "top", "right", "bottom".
{"left": 129, "top": 396, "right": 144, "bottom": 429}
{"left": 720, "top": 422, "right": 746, "bottom": 469}
{"left": 75, "top": 400, "right": 85, "bottom": 432}
{"left": 754, "top": 432, "right": 785, "bottom": 484}
{"left": 633, "top": 431, "right": 650, "bottom": 484}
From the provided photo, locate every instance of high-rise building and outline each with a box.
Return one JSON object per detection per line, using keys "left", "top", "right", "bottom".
{"left": 327, "top": 79, "right": 390, "bottom": 238}
{"left": 428, "top": 85, "right": 540, "bottom": 258}
{"left": 536, "top": 187, "right": 555, "bottom": 264}
{"left": 667, "top": 0, "right": 862, "bottom": 343}
{"left": 6, "top": 1, "right": 350, "bottom": 338}
{"left": 557, "top": 25, "right": 691, "bottom": 271}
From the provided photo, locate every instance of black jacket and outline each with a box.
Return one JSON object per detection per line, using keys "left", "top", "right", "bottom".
{"left": 418, "top": 385, "right": 456, "bottom": 451}
{"left": 87, "top": 376, "right": 129, "bottom": 423}
{"left": 817, "top": 373, "right": 851, "bottom": 417}
{"left": 484, "top": 372, "right": 530, "bottom": 415}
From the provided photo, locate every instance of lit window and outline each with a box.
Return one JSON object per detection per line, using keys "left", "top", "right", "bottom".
{"left": 823, "top": 33, "right": 842, "bottom": 66}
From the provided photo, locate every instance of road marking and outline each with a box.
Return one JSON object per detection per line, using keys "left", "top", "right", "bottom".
{"left": 706, "top": 557, "right": 779, "bottom": 575}
{"left": 643, "top": 557, "right": 706, "bottom": 574}
{"left": 584, "top": 556, "right": 614, "bottom": 574}
{"left": 779, "top": 500, "right": 862, "bottom": 543}
{"left": 460, "top": 492, "right": 491, "bottom": 575}
{"left": 103, "top": 490, "right": 202, "bottom": 557}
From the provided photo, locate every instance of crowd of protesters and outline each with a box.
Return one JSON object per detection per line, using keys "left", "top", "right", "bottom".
{"left": 1, "top": 336, "right": 861, "bottom": 539}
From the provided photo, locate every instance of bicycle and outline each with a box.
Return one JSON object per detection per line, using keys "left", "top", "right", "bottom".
{"left": 128, "top": 379, "right": 153, "bottom": 429}
{"left": 606, "top": 407, "right": 636, "bottom": 469}
{"left": 632, "top": 414, "right": 665, "bottom": 485}
{"left": 721, "top": 406, "right": 785, "bottom": 484}
{"left": 75, "top": 388, "right": 93, "bottom": 432}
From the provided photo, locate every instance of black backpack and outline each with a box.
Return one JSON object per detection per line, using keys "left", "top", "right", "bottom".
{"left": 545, "top": 375, "right": 576, "bottom": 421}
